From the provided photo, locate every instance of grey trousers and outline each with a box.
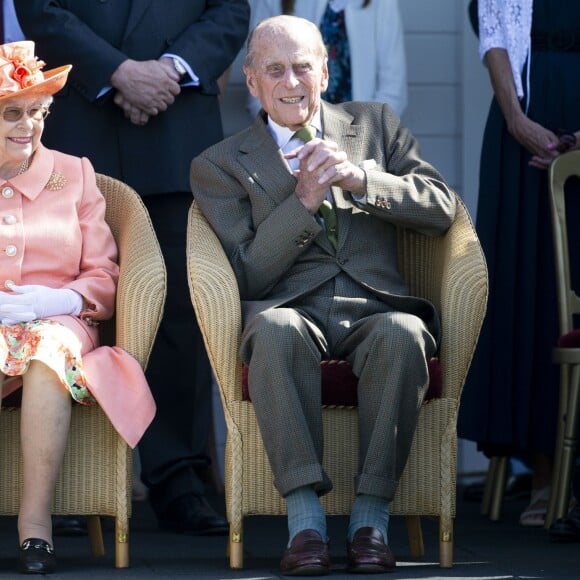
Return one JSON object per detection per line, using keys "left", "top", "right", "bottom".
{"left": 240, "top": 274, "right": 437, "bottom": 500}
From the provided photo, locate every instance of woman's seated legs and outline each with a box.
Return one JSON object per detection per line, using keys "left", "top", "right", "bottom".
{"left": 17, "top": 360, "right": 71, "bottom": 546}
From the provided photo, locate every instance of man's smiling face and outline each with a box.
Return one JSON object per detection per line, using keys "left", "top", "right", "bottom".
{"left": 244, "top": 18, "right": 328, "bottom": 131}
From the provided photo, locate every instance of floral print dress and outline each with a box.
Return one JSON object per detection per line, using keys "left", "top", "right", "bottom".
{"left": 319, "top": 2, "right": 352, "bottom": 103}
{"left": 0, "top": 319, "right": 95, "bottom": 405}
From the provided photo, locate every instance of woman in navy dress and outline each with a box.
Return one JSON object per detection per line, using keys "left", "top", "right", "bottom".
{"left": 459, "top": 0, "right": 580, "bottom": 526}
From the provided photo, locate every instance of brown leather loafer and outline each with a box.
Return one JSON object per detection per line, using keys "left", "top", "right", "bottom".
{"left": 347, "top": 527, "right": 396, "bottom": 573}
{"left": 280, "top": 529, "right": 330, "bottom": 576}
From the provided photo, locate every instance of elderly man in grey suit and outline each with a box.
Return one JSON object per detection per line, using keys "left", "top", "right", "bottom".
{"left": 191, "top": 15, "right": 456, "bottom": 576}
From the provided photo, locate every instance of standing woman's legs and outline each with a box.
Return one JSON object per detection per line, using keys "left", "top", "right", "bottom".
{"left": 18, "top": 360, "right": 72, "bottom": 545}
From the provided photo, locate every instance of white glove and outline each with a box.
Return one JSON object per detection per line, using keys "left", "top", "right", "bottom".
{"left": 0, "top": 303, "right": 36, "bottom": 325}
{"left": 0, "top": 284, "right": 83, "bottom": 325}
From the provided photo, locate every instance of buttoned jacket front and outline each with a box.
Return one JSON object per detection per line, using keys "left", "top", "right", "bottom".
{"left": 0, "top": 144, "right": 118, "bottom": 313}
{"left": 0, "top": 145, "right": 154, "bottom": 447}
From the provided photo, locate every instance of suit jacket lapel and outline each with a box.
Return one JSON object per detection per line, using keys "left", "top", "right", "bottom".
{"left": 238, "top": 115, "right": 297, "bottom": 205}
{"left": 321, "top": 102, "right": 365, "bottom": 250}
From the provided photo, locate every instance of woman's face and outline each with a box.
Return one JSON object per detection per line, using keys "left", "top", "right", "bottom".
{"left": 0, "top": 94, "right": 49, "bottom": 168}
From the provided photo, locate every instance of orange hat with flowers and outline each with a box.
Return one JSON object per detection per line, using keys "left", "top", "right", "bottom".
{"left": 0, "top": 40, "right": 71, "bottom": 101}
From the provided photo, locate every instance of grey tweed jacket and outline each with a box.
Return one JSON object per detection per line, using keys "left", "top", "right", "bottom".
{"left": 190, "top": 100, "right": 457, "bottom": 341}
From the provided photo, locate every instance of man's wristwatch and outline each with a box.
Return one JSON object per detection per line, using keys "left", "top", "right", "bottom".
{"left": 172, "top": 57, "right": 187, "bottom": 80}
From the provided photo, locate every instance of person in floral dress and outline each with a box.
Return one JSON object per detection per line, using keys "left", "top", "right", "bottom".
{"left": 0, "top": 40, "right": 155, "bottom": 574}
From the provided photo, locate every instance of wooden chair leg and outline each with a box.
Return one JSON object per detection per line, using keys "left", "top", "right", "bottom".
{"left": 405, "top": 515, "right": 424, "bottom": 557}
{"left": 229, "top": 525, "right": 244, "bottom": 569}
{"left": 481, "top": 456, "right": 499, "bottom": 516}
{"left": 115, "top": 515, "right": 130, "bottom": 568}
{"left": 439, "top": 517, "right": 453, "bottom": 568}
{"left": 546, "top": 365, "right": 570, "bottom": 527}
{"left": 86, "top": 516, "right": 104, "bottom": 558}
{"left": 481, "top": 456, "right": 509, "bottom": 519}
{"left": 552, "top": 364, "right": 580, "bottom": 524}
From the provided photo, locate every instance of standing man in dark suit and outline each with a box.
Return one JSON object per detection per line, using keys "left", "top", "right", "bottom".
{"left": 1, "top": 0, "right": 24, "bottom": 44}
{"left": 191, "top": 15, "right": 456, "bottom": 575}
{"left": 15, "top": 0, "right": 250, "bottom": 535}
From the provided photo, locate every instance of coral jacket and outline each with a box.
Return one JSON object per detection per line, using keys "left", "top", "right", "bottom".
{"left": 0, "top": 144, "right": 155, "bottom": 448}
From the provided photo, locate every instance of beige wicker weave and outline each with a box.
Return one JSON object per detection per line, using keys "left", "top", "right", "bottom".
{"left": 187, "top": 196, "right": 487, "bottom": 569}
{"left": 0, "top": 173, "right": 166, "bottom": 568}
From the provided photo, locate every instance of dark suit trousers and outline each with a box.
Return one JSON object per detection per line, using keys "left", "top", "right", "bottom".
{"left": 241, "top": 273, "right": 437, "bottom": 501}
{"left": 138, "top": 192, "right": 212, "bottom": 513}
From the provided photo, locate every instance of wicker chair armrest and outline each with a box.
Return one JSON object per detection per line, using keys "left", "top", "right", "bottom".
{"left": 437, "top": 199, "right": 488, "bottom": 400}
{"left": 96, "top": 173, "right": 166, "bottom": 369}
{"left": 432, "top": 199, "right": 488, "bottom": 402}
{"left": 397, "top": 197, "right": 487, "bottom": 402}
{"left": 187, "top": 201, "right": 243, "bottom": 405}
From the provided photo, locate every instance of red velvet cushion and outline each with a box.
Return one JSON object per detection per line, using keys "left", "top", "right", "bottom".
{"left": 558, "top": 329, "right": 580, "bottom": 348}
{"left": 242, "top": 357, "right": 442, "bottom": 405}
{"left": 2, "top": 389, "right": 22, "bottom": 408}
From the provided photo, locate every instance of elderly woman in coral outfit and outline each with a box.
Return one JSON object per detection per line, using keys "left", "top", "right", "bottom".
{"left": 0, "top": 41, "right": 155, "bottom": 575}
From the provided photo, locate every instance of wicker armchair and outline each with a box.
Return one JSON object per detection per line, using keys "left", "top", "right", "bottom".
{"left": 187, "top": 196, "right": 487, "bottom": 569}
{"left": 0, "top": 174, "right": 166, "bottom": 568}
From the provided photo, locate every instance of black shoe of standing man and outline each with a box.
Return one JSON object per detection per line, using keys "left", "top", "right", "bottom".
{"left": 157, "top": 494, "right": 228, "bottom": 535}
{"left": 52, "top": 516, "right": 88, "bottom": 537}
{"left": 549, "top": 503, "right": 580, "bottom": 543}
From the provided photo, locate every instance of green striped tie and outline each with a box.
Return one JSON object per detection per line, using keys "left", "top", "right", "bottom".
{"left": 293, "top": 125, "right": 317, "bottom": 144}
{"left": 292, "top": 126, "right": 338, "bottom": 249}
{"left": 318, "top": 199, "right": 338, "bottom": 249}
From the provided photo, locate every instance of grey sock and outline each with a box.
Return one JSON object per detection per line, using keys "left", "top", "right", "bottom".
{"left": 348, "top": 493, "right": 390, "bottom": 542}
{"left": 285, "top": 485, "right": 326, "bottom": 546}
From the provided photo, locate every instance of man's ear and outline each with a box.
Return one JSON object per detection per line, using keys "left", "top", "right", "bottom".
{"left": 244, "top": 65, "right": 259, "bottom": 98}
{"left": 320, "top": 59, "right": 329, "bottom": 92}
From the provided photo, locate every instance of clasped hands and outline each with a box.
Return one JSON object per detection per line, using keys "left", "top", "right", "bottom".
{"left": 0, "top": 284, "right": 82, "bottom": 325}
{"left": 287, "top": 137, "right": 366, "bottom": 214}
{"left": 110, "top": 57, "right": 181, "bottom": 126}
{"left": 511, "top": 115, "right": 579, "bottom": 170}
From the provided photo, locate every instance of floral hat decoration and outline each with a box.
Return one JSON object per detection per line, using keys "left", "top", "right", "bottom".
{"left": 0, "top": 40, "right": 71, "bottom": 101}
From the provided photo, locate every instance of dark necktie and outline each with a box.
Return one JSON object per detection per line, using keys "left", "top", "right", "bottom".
{"left": 292, "top": 125, "right": 338, "bottom": 249}
{"left": 319, "top": 2, "right": 352, "bottom": 103}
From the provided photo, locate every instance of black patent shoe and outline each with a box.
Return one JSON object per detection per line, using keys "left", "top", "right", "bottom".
{"left": 19, "top": 538, "right": 56, "bottom": 574}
